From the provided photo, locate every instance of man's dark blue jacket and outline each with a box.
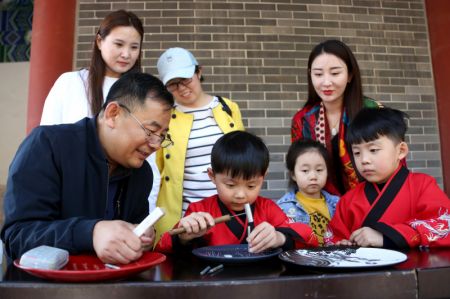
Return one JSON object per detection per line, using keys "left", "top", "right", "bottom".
{"left": 1, "top": 117, "right": 152, "bottom": 260}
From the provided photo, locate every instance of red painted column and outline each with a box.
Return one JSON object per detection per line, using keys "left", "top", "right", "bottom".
{"left": 26, "top": 0, "right": 77, "bottom": 133}
{"left": 425, "top": 0, "right": 450, "bottom": 195}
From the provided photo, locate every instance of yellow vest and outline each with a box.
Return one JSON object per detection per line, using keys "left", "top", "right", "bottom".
{"left": 154, "top": 97, "right": 244, "bottom": 240}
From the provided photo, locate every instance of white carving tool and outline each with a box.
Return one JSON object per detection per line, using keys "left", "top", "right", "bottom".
{"left": 133, "top": 207, "right": 165, "bottom": 237}
{"left": 244, "top": 203, "right": 254, "bottom": 236}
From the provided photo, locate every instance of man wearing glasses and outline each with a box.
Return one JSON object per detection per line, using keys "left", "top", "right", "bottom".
{"left": 1, "top": 73, "right": 174, "bottom": 265}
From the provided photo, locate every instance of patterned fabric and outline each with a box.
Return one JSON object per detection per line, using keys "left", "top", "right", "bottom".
{"left": 324, "top": 165, "right": 450, "bottom": 249}
{"left": 314, "top": 103, "right": 326, "bottom": 143}
{"left": 296, "top": 191, "right": 331, "bottom": 244}
{"left": 410, "top": 209, "right": 450, "bottom": 245}
{"left": 0, "top": 0, "right": 32, "bottom": 62}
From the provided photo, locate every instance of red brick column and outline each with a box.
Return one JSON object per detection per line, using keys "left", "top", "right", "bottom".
{"left": 26, "top": 0, "right": 77, "bottom": 133}
{"left": 425, "top": 0, "right": 450, "bottom": 195}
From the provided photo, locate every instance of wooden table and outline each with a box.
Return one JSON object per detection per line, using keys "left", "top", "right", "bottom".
{"left": 1, "top": 248, "right": 449, "bottom": 299}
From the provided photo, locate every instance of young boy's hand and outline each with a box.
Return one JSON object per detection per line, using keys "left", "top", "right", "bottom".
{"left": 177, "top": 212, "right": 215, "bottom": 243}
{"left": 247, "top": 221, "right": 286, "bottom": 253}
{"left": 349, "top": 227, "right": 383, "bottom": 247}
{"left": 335, "top": 239, "right": 355, "bottom": 246}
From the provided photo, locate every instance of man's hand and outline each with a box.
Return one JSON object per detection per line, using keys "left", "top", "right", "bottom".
{"left": 349, "top": 227, "right": 383, "bottom": 247}
{"left": 140, "top": 226, "right": 156, "bottom": 251}
{"left": 247, "top": 222, "right": 286, "bottom": 253}
{"left": 93, "top": 220, "right": 143, "bottom": 264}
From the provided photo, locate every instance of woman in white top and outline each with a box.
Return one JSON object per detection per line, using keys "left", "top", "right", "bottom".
{"left": 40, "top": 10, "right": 161, "bottom": 211}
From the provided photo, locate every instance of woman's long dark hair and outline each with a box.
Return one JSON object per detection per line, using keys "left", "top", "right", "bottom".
{"left": 88, "top": 10, "right": 144, "bottom": 115}
{"left": 305, "top": 39, "right": 363, "bottom": 120}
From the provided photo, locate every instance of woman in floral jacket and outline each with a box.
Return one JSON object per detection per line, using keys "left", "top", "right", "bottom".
{"left": 291, "top": 40, "right": 381, "bottom": 195}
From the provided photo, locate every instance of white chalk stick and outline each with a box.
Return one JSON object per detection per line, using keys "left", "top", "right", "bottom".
{"left": 244, "top": 203, "right": 253, "bottom": 223}
{"left": 133, "top": 207, "right": 165, "bottom": 237}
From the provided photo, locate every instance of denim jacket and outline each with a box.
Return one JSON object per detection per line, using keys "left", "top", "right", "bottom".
{"left": 276, "top": 189, "right": 340, "bottom": 224}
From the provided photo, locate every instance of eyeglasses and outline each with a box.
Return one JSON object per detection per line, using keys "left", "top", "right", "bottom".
{"left": 166, "top": 77, "right": 193, "bottom": 92}
{"left": 119, "top": 104, "right": 173, "bottom": 148}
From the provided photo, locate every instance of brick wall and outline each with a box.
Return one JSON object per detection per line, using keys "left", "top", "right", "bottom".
{"left": 76, "top": 0, "right": 442, "bottom": 198}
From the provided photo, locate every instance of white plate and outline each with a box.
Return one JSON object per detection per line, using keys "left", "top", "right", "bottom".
{"left": 279, "top": 247, "right": 407, "bottom": 268}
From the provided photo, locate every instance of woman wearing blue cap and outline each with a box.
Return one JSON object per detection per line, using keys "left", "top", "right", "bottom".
{"left": 154, "top": 47, "right": 244, "bottom": 238}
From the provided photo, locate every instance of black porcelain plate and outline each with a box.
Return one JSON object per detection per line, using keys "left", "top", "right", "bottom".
{"left": 192, "top": 244, "right": 282, "bottom": 263}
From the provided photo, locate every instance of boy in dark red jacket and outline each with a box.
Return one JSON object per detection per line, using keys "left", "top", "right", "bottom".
{"left": 325, "top": 107, "right": 450, "bottom": 249}
{"left": 156, "top": 131, "right": 318, "bottom": 253}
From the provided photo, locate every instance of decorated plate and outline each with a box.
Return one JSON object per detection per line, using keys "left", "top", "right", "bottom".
{"left": 279, "top": 247, "right": 407, "bottom": 268}
{"left": 192, "top": 244, "right": 282, "bottom": 263}
{"left": 14, "top": 251, "right": 166, "bottom": 282}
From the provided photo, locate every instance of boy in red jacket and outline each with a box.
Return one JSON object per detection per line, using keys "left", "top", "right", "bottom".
{"left": 156, "top": 131, "right": 318, "bottom": 253}
{"left": 325, "top": 107, "right": 450, "bottom": 249}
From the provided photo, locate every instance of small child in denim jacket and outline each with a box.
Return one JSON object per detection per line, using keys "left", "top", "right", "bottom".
{"left": 277, "top": 140, "right": 340, "bottom": 244}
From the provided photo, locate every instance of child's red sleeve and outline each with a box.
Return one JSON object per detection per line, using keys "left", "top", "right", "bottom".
{"left": 324, "top": 193, "right": 353, "bottom": 245}
{"left": 379, "top": 175, "right": 450, "bottom": 248}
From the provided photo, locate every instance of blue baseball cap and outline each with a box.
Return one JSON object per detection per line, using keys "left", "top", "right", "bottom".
{"left": 157, "top": 47, "right": 198, "bottom": 85}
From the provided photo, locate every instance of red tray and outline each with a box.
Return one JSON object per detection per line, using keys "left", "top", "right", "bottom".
{"left": 14, "top": 251, "right": 166, "bottom": 282}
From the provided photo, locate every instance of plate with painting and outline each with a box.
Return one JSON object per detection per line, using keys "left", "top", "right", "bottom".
{"left": 279, "top": 246, "right": 407, "bottom": 268}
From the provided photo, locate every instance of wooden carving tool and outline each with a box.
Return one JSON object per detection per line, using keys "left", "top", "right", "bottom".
{"left": 168, "top": 212, "right": 245, "bottom": 236}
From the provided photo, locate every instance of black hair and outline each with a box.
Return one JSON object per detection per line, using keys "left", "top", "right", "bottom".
{"left": 305, "top": 39, "right": 363, "bottom": 121}
{"left": 346, "top": 107, "right": 409, "bottom": 145}
{"left": 211, "top": 131, "right": 269, "bottom": 180}
{"left": 195, "top": 65, "right": 204, "bottom": 82}
{"left": 102, "top": 72, "right": 174, "bottom": 112}
{"left": 286, "top": 139, "right": 330, "bottom": 189}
